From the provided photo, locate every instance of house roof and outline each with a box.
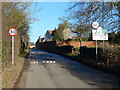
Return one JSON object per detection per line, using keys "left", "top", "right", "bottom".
{"left": 47, "top": 30, "right": 56, "bottom": 36}
{"left": 47, "top": 30, "right": 53, "bottom": 35}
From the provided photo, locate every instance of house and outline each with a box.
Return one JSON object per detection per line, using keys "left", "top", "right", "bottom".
{"left": 44, "top": 27, "right": 72, "bottom": 42}
{"left": 35, "top": 37, "right": 45, "bottom": 47}
{"left": 44, "top": 30, "right": 55, "bottom": 41}
{"left": 62, "top": 28, "right": 72, "bottom": 40}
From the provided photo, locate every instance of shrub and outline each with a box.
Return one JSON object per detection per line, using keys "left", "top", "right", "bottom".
{"left": 82, "top": 37, "right": 88, "bottom": 41}
{"left": 100, "top": 44, "right": 120, "bottom": 67}
{"left": 65, "top": 38, "right": 79, "bottom": 41}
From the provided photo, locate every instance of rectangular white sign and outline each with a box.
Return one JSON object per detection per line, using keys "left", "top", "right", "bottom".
{"left": 92, "top": 30, "right": 108, "bottom": 40}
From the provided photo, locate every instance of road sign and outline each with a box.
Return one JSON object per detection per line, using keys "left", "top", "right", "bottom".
{"left": 8, "top": 28, "right": 17, "bottom": 65}
{"left": 8, "top": 28, "right": 17, "bottom": 36}
{"left": 92, "top": 27, "right": 108, "bottom": 40}
{"left": 92, "top": 21, "right": 99, "bottom": 29}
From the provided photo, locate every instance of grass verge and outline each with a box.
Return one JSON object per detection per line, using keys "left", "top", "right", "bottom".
{"left": 2, "top": 57, "right": 25, "bottom": 88}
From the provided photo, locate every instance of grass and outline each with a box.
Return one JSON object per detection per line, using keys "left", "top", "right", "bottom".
{"left": 2, "top": 57, "right": 25, "bottom": 88}
{"left": 67, "top": 53, "right": 79, "bottom": 56}
{"left": 19, "top": 49, "right": 29, "bottom": 58}
{"left": 0, "top": 44, "right": 2, "bottom": 89}
{"left": 0, "top": 45, "right": 1, "bottom": 62}
{"left": 74, "top": 47, "right": 80, "bottom": 50}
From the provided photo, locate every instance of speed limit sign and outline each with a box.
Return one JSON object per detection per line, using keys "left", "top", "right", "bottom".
{"left": 8, "top": 28, "right": 17, "bottom": 36}
{"left": 92, "top": 22, "right": 99, "bottom": 29}
{"left": 8, "top": 28, "right": 17, "bottom": 65}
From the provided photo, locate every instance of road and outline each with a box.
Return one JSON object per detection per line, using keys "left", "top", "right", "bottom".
{"left": 16, "top": 49, "right": 120, "bottom": 88}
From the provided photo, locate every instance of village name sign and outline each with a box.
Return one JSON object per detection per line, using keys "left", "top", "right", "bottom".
{"left": 92, "top": 22, "right": 108, "bottom": 40}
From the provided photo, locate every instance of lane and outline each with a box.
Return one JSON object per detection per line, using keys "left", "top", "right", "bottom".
{"left": 25, "top": 49, "right": 94, "bottom": 88}
{"left": 17, "top": 49, "right": 120, "bottom": 88}
{"left": 40, "top": 50, "right": 120, "bottom": 88}
{"left": 26, "top": 63, "right": 56, "bottom": 88}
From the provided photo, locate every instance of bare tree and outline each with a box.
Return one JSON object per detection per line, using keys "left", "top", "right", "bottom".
{"left": 2, "top": 2, "right": 41, "bottom": 65}
{"left": 68, "top": 2, "right": 120, "bottom": 32}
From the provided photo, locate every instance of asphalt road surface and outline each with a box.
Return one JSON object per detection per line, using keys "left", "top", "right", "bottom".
{"left": 16, "top": 49, "right": 120, "bottom": 88}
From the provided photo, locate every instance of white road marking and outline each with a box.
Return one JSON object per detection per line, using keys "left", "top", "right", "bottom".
{"left": 30, "top": 61, "right": 56, "bottom": 64}
{"left": 42, "top": 60, "right": 56, "bottom": 64}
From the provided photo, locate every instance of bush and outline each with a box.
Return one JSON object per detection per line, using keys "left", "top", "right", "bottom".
{"left": 100, "top": 44, "right": 120, "bottom": 67}
{"left": 65, "top": 38, "right": 79, "bottom": 42}
{"left": 57, "top": 45, "right": 74, "bottom": 53}
{"left": 67, "top": 52, "right": 79, "bottom": 56}
{"left": 74, "top": 47, "right": 80, "bottom": 51}
{"left": 82, "top": 37, "right": 88, "bottom": 41}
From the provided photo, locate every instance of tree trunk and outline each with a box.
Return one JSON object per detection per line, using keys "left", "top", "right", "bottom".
{"left": 78, "top": 37, "right": 83, "bottom": 55}
{"left": 79, "top": 37, "right": 83, "bottom": 47}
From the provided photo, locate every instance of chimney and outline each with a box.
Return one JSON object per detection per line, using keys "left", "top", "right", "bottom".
{"left": 54, "top": 27, "right": 57, "bottom": 31}
{"left": 39, "top": 36, "right": 41, "bottom": 42}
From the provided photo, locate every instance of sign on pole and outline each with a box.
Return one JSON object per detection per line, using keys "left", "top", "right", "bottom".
{"left": 92, "top": 22, "right": 108, "bottom": 60}
{"left": 92, "top": 21, "right": 99, "bottom": 29}
{"left": 8, "top": 28, "right": 17, "bottom": 65}
{"left": 8, "top": 28, "right": 17, "bottom": 36}
{"left": 92, "top": 27, "right": 108, "bottom": 40}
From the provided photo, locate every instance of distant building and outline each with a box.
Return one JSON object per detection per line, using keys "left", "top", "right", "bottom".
{"left": 62, "top": 28, "right": 72, "bottom": 40}
{"left": 35, "top": 37, "right": 45, "bottom": 48}
{"left": 44, "top": 27, "right": 72, "bottom": 41}
{"left": 36, "top": 27, "right": 72, "bottom": 43}
{"left": 38, "top": 37, "right": 45, "bottom": 42}
{"left": 29, "top": 42, "right": 35, "bottom": 48}
{"left": 44, "top": 30, "right": 55, "bottom": 41}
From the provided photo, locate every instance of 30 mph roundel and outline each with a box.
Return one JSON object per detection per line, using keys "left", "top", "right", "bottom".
{"left": 92, "top": 22, "right": 99, "bottom": 29}
{"left": 8, "top": 28, "right": 17, "bottom": 36}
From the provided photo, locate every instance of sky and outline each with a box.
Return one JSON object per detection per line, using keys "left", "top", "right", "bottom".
{"left": 29, "top": 2, "right": 71, "bottom": 43}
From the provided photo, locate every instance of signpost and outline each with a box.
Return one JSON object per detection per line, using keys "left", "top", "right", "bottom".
{"left": 92, "top": 22, "right": 99, "bottom": 60}
{"left": 92, "top": 27, "right": 108, "bottom": 40}
{"left": 92, "top": 21, "right": 99, "bottom": 29}
{"left": 8, "top": 28, "right": 17, "bottom": 65}
{"left": 92, "top": 22, "right": 108, "bottom": 60}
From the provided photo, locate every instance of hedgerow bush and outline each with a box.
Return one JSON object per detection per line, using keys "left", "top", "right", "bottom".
{"left": 101, "top": 44, "right": 120, "bottom": 67}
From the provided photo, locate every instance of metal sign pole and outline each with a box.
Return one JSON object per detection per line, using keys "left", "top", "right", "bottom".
{"left": 8, "top": 28, "right": 17, "bottom": 65}
{"left": 96, "top": 40, "right": 98, "bottom": 60}
{"left": 103, "top": 40, "right": 105, "bottom": 52}
{"left": 12, "top": 36, "right": 15, "bottom": 65}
